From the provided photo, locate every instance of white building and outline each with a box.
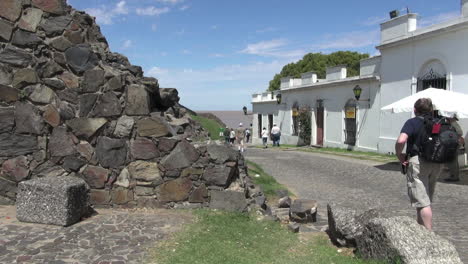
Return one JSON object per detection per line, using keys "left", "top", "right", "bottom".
{"left": 251, "top": 1, "right": 468, "bottom": 161}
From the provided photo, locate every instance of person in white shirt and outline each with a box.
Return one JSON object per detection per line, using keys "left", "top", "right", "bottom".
{"left": 270, "top": 124, "right": 281, "bottom": 147}
{"left": 261, "top": 127, "right": 269, "bottom": 148}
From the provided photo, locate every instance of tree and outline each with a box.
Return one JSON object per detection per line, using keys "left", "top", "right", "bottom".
{"left": 268, "top": 51, "right": 369, "bottom": 91}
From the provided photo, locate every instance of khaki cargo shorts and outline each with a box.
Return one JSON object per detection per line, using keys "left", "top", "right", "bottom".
{"left": 406, "top": 156, "right": 444, "bottom": 208}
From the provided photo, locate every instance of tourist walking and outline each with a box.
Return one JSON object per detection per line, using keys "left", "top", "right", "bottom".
{"left": 271, "top": 124, "right": 281, "bottom": 147}
{"left": 395, "top": 98, "right": 445, "bottom": 231}
{"left": 261, "top": 127, "right": 269, "bottom": 148}
{"left": 223, "top": 127, "right": 231, "bottom": 145}
{"left": 444, "top": 114, "right": 464, "bottom": 182}
{"left": 236, "top": 123, "right": 246, "bottom": 152}
{"left": 229, "top": 128, "right": 236, "bottom": 145}
{"left": 245, "top": 127, "right": 251, "bottom": 143}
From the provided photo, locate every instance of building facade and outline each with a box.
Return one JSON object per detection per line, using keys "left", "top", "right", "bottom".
{"left": 251, "top": 1, "right": 468, "bottom": 163}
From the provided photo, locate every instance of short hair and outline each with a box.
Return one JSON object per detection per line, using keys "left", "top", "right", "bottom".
{"left": 414, "top": 98, "right": 433, "bottom": 115}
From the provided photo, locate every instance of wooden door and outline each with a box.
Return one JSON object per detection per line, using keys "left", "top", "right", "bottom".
{"left": 316, "top": 106, "right": 324, "bottom": 146}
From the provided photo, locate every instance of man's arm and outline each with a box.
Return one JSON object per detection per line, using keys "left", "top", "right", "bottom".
{"left": 395, "top": 133, "right": 409, "bottom": 165}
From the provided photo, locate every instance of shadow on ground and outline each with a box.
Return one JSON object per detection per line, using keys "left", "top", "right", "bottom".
{"left": 374, "top": 162, "right": 401, "bottom": 172}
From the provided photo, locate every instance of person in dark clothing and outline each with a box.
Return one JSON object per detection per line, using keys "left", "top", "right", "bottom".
{"left": 395, "top": 98, "right": 444, "bottom": 231}
{"left": 223, "top": 127, "right": 230, "bottom": 145}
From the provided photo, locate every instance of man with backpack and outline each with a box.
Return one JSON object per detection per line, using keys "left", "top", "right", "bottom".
{"left": 395, "top": 98, "right": 459, "bottom": 231}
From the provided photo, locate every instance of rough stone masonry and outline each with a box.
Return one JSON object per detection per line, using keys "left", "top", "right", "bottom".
{"left": 0, "top": 0, "right": 261, "bottom": 211}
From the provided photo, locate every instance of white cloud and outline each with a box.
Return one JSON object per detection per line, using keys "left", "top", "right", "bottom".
{"left": 310, "top": 30, "right": 380, "bottom": 50}
{"left": 151, "top": 24, "right": 158, "bottom": 31}
{"left": 121, "top": 39, "right": 133, "bottom": 49}
{"left": 241, "top": 39, "right": 305, "bottom": 59}
{"left": 419, "top": 11, "right": 460, "bottom": 28}
{"left": 136, "top": 6, "right": 170, "bottom": 16}
{"left": 179, "top": 5, "right": 190, "bottom": 11}
{"left": 85, "top": 1, "right": 128, "bottom": 25}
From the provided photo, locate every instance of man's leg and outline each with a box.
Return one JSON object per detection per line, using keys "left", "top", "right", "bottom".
{"left": 445, "top": 156, "right": 460, "bottom": 181}
{"left": 417, "top": 206, "right": 433, "bottom": 230}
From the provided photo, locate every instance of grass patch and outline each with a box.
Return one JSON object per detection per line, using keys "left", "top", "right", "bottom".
{"left": 246, "top": 160, "right": 292, "bottom": 201}
{"left": 190, "top": 114, "right": 223, "bottom": 140}
{"left": 147, "top": 210, "right": 384, "bottom": 264}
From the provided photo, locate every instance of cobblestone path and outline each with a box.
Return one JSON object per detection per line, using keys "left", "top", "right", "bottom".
{"left": 245, "top": 148, "right": 468, "bottom": 263}
{"left": 0, "top": 207, "right": 193, "bottom": 264}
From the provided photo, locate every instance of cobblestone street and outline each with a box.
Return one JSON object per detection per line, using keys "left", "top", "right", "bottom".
{"left": 245, "top": 148, "right": 468, "bottom": 263}
{"left": 0, "top": 207, "right": 193, "bottom": 264}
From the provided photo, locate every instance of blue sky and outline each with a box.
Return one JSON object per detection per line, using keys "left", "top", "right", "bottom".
{"left": 69, "top": 0, "right": 461, "bottom": 110}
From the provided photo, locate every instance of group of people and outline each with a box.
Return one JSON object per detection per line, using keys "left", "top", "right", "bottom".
{"left": 222, "top": 123, "right": 250, "bottom": 152}
{"left": 261, "top": 124, "right": 281, "bottom": 148}
{"left": 396, "top": 98, "right": 465, "bottom": 231}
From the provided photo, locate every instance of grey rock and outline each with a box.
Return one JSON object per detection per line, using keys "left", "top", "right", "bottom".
{"left": 158, "top": 177, "right": 192, "bottom": 202}
{"left": 1, "top": 156, "right": 30, "bottom": 182}
{"left": 105, "top": 75, "right": 123, "bottom": 91}
{"left": 128, "top": 160, "right": 162, "bottom": 183}
{"left": 126, "top": 84, "right": 150, "bottom": 116}
{"left": 28, "top": 84, "right": 56, "bottom": 104}
{"left": 66, "top": 118, "right": 107, "bottom": 139}
{"left": 0, "top": 0, "right": 22, "bottom": 22}
{"left": 114, "top": 116, "right": 134, "bottom": 137}
{"left": 0, "top": 64, "right": 12, "bottom": 85}
{"left": 0, "top": 84, "right": 19, "bottom": 103}
{"left": 18, "top": 8, "right": 44, "bottom": 32}
{"left": 278, "top": 196, "right": 292, "bottom": 208}
{"left": 62, "top": 156, "right": 86, "bottom": 172}
{"left": 32, "top": 0, "right": 67, "bottom": 15}
{"left": 157, "top": 88, "right": 180, "bottom": 111}
{"left": 79, "top": 93, "right": 98, "bottom": 117}
{"left": 357, "top": 216, "right": 463, "bottom": 264}
{"left": 16, "top": 176, "right": 90, "bottom": 226}
{"left": 130, "top": 138, "right": 159, "bottom": 160}
{"left": 0, "top": 133, "right": 38, "bottom": 157}
{"left": 91, "top": 92, "right": 122, "bottom": 117}
{"left": 38, "top": 60, "right": 63, "bottom": 78}
{"left": 57, "top": 101, "right": 75, "bottom": 121}
{"left": 206, "top": 144, "right": 239, "bottom": 164}
{"left": 90, "top": 189, "right": 111, "bottom": 205}
{"left": 57, "top": 88, "right": 79, "bottom": 103}
{"left": 209, "top": 190, "right": 248, "bottom": 212}
{"left": 15, "top": 102, "right": 44, "bottom": 134}
{"left": 158, "top": 137, "right": 178, "bottom": 152}
{"left": 135, "top": 186, "right": 155, "bottom": 196}
{"left": 288, "top": 223, "right": 300, "bottom": 233}
{"left": 95, "top": 137, "right": 127, "bottom": 168}
{"left": 0, "top": 107, "right": 15, "bottom": 133}
{"left": 82, "top": 69, "right": 105, "bottom": 93}
{"left": 0, "top": 176, "right": 17, "bottom": 199}
{"left": 40, "top": 15, "right": 71, "bottom": 37}
{"left": 64, "top": 29, "right": 84, "bottom": 45}
{"left": 189, "top": 183, "right": 208, "bottom": 203}
{"left": 65, "top": 44, "right": 99, "bottom": 74}
{"left": 50, "top": 36, "right": 73, "bottom": 51}
{"left": 12, "top": 68, "right": 39, "bottom": 89}
{"left": 290, "top": 199, "right": 317, "bottom": 223}
{"left": 273, "top": 207, "right": 290, "bottom": 222}
{"left": 43, "top": 78, "right": 66, "bottom": 90}
{"left": 161, "top": 140, "right": 199, "bottom": 170}
{"left": 114, "top": 167, "right": 130, "bottom": 188}
{"left": 327, "top": 203, "right": 381, "bottom": 247}
{"left": 202, "top": 166, "right": 236, "bottom": 188}
{"left": 136, "top": 116, "right": 174, "bottom": 137}
{"left": 76, "top": 141, "right": 94, "bottom": 161}
{"left": 11, "top": 30, "right": 42, "bottom": 48}
{"left": 81, "top": 165, "right": 109, "bottom": 189}
{"left": 0, "top": 47, "right": 34, "bottom": 67}
{"left": 0, "top": 18, "right": 13, "bottom": 41}
{"left": 49, "top": 126, "right": 76, "bottom": 157}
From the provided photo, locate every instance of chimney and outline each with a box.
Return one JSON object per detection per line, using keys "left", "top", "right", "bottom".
{"left": 326, "top": 65, "right": 347, "bottom": 81}
{"left": 380, "top": 13, "right": 417, "bottom": 43}
{"left": 463, "top": 0, "right": 468, "bottom": 17}
{"left": 301, "top": 72, "right": 317, "bottom": 85}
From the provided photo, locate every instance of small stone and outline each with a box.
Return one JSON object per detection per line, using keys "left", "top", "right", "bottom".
{"left": 38, "top": 60, "right": 63, "bottom": 78}
{"left": 209, "top": 190, "right": 248, "bottom": 212}
{"left": 290, "top": 199, "right": 317, "bottom": 223}
{"left": 40, "top": 15, "right": 71, "bottom": 37}
{"left": 202, "top": 166, "right": 235, "bottom": 188}
{"left": 59, "top": 72, "right": 79, "bottom": 89}
{"left": 1, "top": 156, "right": 30, "bottom": 182}
{"left": 81, "top": 165, "right": 109, "bottom": 189}
{"left": 43, "top": 104, "right": 61, "bottom": 127}
{"left": 82, "top": 69, "right": 105, "bottom": 93}
{"left": 278, "top": 196, "right": 292, "bottom": 208}
{"left": 0, "top": 84, "right": 19, "bottom": 103}
{"left": 180, "top": 167, "right": 204, "bottom": 178}
{"left": 188, "top": 184, "right": 208, "bottom": 203}
{"left": 130, "top": 138, "right": 159, "bottom": 160}
{"left": 79, "top": 93, "right": 98, "bottom": 117}
{"left": 76, "top": 141, "right": 94, "bottom": 161}
{"left": 0, "top": 133, "right": 38, "bottom": 157}
{"left": 15, "top": 102, "right": 44, "bottom": 135}
{"left": 105, "top": 75, "right": 123, "bottom": 91}
{"left": 288, "top": 223, "right": 300, "bottom": 233}
{"left": 125, "top": 84, "right": 150, "bottom": 116}
{"left": 0, "top": 107, "right": 15, "bottom": 133}
{"left": 65, "top": 44, "right": 99, "bottom": 74}
{"left": 64, "top": 29, "right": 83, "bottom": 44}
{"left": 135, "top": 186, "right": 154, "bottom": 196}
{"left": 66, "top": 118, "right": 107, "bottom": 139}
{"left": 48, "top": 126, "right": 76, "bottom": 157}
{"left": 32, "top": 0, "right": 67, "bottom": 15}
{"left": 0, "top": 19, "right": 14, "bottom": 41}
{"left": 62, "top": 156, "right": 86, "bottom": 172}
{"left": 95, "top": 137, "right": 127, "bottom": 168}
{"left": 0, "top": 47, "right": 34, "bottom": 67}
{"left": 29, "top": 85, "right": 56, "bottom": 104}
{"left": 11, "top": 30, "right": 42, "bottom": 48}
{"left": 0, "top": 64, "right": 12, "bottom": 85}
{"left": 0, "top": 0, "right": 23, "bottom": 22}
{"left": 90, "top": 92, "right": 122, "bottom": 117}
{"left": 114, "top": 116, "right": 134, "bottom": 137}
{"left": 114, "top": 167, "right": 130, "bottom": 188}
{"left": 158, "top": 137, "right": 178, "bottom": 152}
{"left": 50, "top": 36, "right": 73, "bottom": 51}
{"left": 158, "top": 177, "right": 192, "bottom": 202}
{"left": 18, "top": 8, "right": 44, "bottom": 32}
{"left": 90, "top": 189, "right": 111, "bottom": 206}
{"left": 12, "top": 68, "right": 39, "bottom": 89}
{"left": 136, "top": 116, "right": 174, "bottom": 138}
{"left": 128, "top": 160, "right": 162, "bottom": 183}
{"left": 161, "top": 140, "right": 199, "bottom": 170}
{"left": 111, "top": 188, "right": 133, "bottom": 205}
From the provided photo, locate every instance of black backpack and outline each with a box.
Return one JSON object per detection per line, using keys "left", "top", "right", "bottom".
{"left": 414, "top": 115, "right": 459, "bottom": 163}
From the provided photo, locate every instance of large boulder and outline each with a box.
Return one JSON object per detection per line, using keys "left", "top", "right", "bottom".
{"left": 357, "top": 216, "right": 462, "bottom": 264}
{"left": 202, "top": 165, "right": 236, "bottom": 187}
{"left": 206, "top": 144, "right": 239, "bottom": 164}
{"left": 209, "top": 190, "right": 248, "bottom": 212}
{"left": 161, "top": 140, "right": 199, "bottom": 170}
{"left": 136, "top": 116, "right": 174, "bottom": 137}
{"left": 16, "top": 176, "right": 90, "bottom": 226}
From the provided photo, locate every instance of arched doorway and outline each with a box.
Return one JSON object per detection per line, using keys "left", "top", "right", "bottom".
{"left": 417, "top": 60, "right": 447, "bottom": 91}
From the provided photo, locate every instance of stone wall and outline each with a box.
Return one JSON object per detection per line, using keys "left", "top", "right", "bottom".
{"left": 0, "top": 0, "right": 256, "bottom": 209}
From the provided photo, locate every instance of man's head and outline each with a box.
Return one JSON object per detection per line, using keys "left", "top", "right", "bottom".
{"left": 273, "top": 123, "right": 277, "bottom": 127}
{"left": 414, "top": 98, "right": 433, "bottom": 116}
{"left": 239, "top": 123, "right": 243, "bottom": 127}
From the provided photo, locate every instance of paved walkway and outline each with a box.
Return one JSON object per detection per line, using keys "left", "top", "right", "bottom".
{"left": 245, "top": 148, "right": 468, "bottom": 263}
{"left": 0, "top": 207, "right": 193, "bottom": 264}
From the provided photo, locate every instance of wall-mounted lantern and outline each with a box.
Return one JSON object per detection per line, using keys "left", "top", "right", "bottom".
{"left": 276, "top": 93, "right": 282, "bottom": 104}
{"left": 353, "top": 85, "right": 362, "bottom": 100}
{"left": 243, "top": 106, "right": 248, "bottom": 115}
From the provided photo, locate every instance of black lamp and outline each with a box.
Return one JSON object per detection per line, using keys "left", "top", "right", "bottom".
{"left": 276, "top": 93, "right": 282, "bottom": 104}
{"left": 243, "top": 106, "right": 247, "bottom": 115}
{"left": 353, "top": 85, "right": 362, "bottom": 101}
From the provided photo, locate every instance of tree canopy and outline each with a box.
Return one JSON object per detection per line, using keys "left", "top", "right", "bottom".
{"left": 268, "top": 51, "right": 370, "bottom": 91}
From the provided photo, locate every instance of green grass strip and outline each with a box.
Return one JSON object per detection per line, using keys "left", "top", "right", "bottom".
{"left": 147, "top": 210, "right": 385, "bottom": 264}
{"left": 246, "top": 160, "right": 292, "bottom": 199}
{"left": 190, "top": 114, "right": 223, "bottom": 140}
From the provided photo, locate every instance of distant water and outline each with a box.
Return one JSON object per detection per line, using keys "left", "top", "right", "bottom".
{"left": 197, "top": 111, "right": 253, "bottom": 129}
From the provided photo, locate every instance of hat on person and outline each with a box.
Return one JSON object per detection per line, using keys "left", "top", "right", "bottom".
{"left": 239, "top": 123, "right": 243, "bottom": 126}
{"left": 273, "top": 123, "right": 277, "bottom": 126}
